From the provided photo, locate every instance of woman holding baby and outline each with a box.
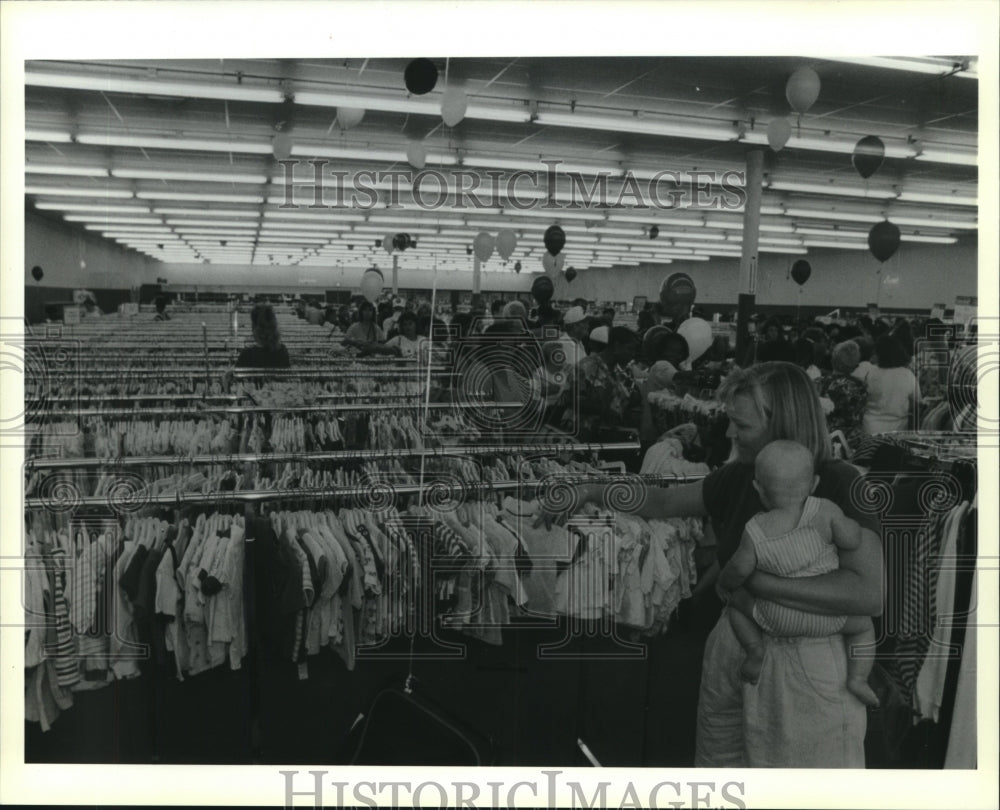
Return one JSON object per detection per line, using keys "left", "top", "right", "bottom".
{"left": 545, "top": 361, "right": 882, "bottom": 767}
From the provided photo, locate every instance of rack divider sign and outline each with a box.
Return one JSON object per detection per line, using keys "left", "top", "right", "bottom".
{"left": 953, "top": 295, "right": 977, "bottom": 325}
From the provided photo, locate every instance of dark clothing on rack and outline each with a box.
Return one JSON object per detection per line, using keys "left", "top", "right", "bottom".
{"left": 236, "top": 344, "right": 291, "bottom": 369}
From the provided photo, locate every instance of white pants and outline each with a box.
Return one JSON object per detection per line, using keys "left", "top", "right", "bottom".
{"left": 695, "top": 609, "right": 866, "bottom": 768}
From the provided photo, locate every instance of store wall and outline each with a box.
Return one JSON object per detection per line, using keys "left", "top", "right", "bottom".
{"left": 552, "top": 236, "right": 978, "bottom": 311}
{"left": 24, "top": 211, "right": 159, "bottom": 322}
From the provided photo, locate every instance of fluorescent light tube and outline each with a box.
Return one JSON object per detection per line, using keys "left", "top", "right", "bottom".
{"left": 26, "top": 186, "right": 133, "bottom": 199}
{"left": 784, "top": 208, "right": 884, "bottom": 223}
{"left": 34, "top": 202, "right": 151, "bottom": 213}
{"left": 536, "top": 111, "right": 737, "bottom": 141}
{"left": 25, "top": 70, "right": 286, "bottom": 102}
{"left": 822, "top": 57, "right": 977, "bottom": 79}
{"left": 768, "top": 180, "right": 897, "bottom": 199}
{"left": 155, "top": 208, "right": 260, "bottom": 217}
{"left": 76, "top": 133, "right": 272, "bottom": 154}
{"left": 896, "top": 190, "right": 977, "bottom": 206}
{"left": 65, "top": 215, "right": 162, "bottom": 225}
{"left": 112, "top": 168, "right": 269, "bottom": 184}
{"left": 915, "top": 149, "right": 977, "bottom": 166}
{"left": 900, "top": 235, "right": 958, "bottom": 244}
{"left": 889, "top": 216, "right": 976, "bottom": 229}
{"left": 164, "top": 220, "right": 258, "bottom": 229}
{"left": 27, "top": 164, "right": 108, "bottom": 177}
{"left": 803, "top": 240, "right": 871, "bottom": 250}
{"left": 136, "top": 191, "right": 264, "bottom": 203}
{"left": 25, "top": 129, "right": 73, "bottom": 143}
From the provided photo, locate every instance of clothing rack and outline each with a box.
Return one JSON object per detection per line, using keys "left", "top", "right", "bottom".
{"left": 27, "top": 401, "right": 521, "bottom": 419}
{"left": 26, "top": 441, "right": 641, "bottom": 469}
{"left": 23, "top": 469, "right": 700, "bottom": 509}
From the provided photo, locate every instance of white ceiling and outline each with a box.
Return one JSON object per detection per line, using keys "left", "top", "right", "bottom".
{"left": 24, "top": 56, "right": 978, "bottom": 273}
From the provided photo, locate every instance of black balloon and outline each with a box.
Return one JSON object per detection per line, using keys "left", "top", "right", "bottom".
{"left": 466, "top": 245, "right": 473, "bottom": 256}
{"left": 852, "top": 135, "right": 886, "bottom": 179}
{"left": 31, "top": 265, "right": 44, "bottom": 282}
{"left": 404, "top": 59, "right": 438, "bottom": 95}
{"left": 790, "top": 259, "right": 812, "bottom": 286}
{"left": 514, "top": 261, "right": 522, "bottom": 273}
{"left": 543, "top": 225, "right": 566, "bottom": 256}
{"left": 649, "top": 225, "right": 660, "bottom": 240}
{"left": 868, "top": 220, "right": 901, "bottom": 263}
{"left": 564, "top": 266, "right": 577, "bottom": 283}
{"left": 531, "top": 274, "right": 554, "bottom": 305}
{"left": 642, "top": 325, "right": 671, "bottom": 362}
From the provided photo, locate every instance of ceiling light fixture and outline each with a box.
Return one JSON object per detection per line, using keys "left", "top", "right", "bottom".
{"left": 25, "top": 186, "right": 133, "bottom": 199}
{"left": 26, "top": 164, "right": 109, "bottom": 177}
{"left": 112, "top": 168, "right": 269, "bottom": 184}
{"left": 25, "top": 70, "right": 286, "bottom": 103}
{"left": 76, "top": 133, "right": 272, "bottom": 154}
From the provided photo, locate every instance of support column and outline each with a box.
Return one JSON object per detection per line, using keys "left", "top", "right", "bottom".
{"left": 472, "top": 255, "right": 482, "bottom": 295}
{"left": 392, "top": 254, "right": 399, "bottom": 295}
{"left": 736, "top": 149, "right": 764, "bottom": 365}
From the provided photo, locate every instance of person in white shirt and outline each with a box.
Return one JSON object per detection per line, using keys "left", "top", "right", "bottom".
{"left": 382, "top": 297, "right": 405, "bottom": 334}
{"left": 383, "top": 311, "right": 427, "bottom": 359}
{"left": 862, "top": 335, "right": 919, "bottom": 435}
{"left": 557, "top": 305, "right": 589, "bottom": 372}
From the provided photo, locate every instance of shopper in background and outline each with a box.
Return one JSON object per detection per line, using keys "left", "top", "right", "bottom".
{"left": 560, "top": 326, "right": 639, "bottom": 441}
{"left": 343, "top": 300, "right": 386, "bottom": 352}
{"left": 558, "top": 305, "right": 590, "bottom": 371}
{"left": 637, "top": 302, "right": 657, "bottom": 335}
{"left": 382, "top": 297, "right": 405, "bottom": 335}
{"left": 851, "top": 335, "right": 876, "bottom": 382}
{"left": 153, "top": 295, "right": 170, "bottom": 322}
{"left": 384, "top": 311, "right": 427, "bottom": 359}
{"left": 817, "top": 340, "right": 869, "bottom": 453}
{"left": 236, "top": 304, "right": 291, "bottom": 368}
{"left": 861, "top": 335, "right": 919, "bottom": 436}
{"left": 638, "top": 332, "right": 689, "bottom": 446}
{"left": 588, "top": 325, "right": 609, "bottom": 353}
{"left": 601, "top": 307, "right": 616, "bottom": 327}
{"left": 793, "top": 338, "right": 822, "bottom": 381}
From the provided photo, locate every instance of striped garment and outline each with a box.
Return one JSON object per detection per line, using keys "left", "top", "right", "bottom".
{"left": 748, "top": 497, "right": 848, "bottom": 637}
{"left": 46, "top": 546, "right": 81, "bottom": 688}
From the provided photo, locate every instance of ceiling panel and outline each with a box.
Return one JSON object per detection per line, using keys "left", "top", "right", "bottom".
{"left": 24, "top": 56, "right": 978, "bottom": 269}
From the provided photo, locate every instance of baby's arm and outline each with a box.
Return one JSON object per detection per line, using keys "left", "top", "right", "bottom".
{"left": 718, "top": 529, "right": 758, "bottom": 597}
{"left": 821, "top": 499, "right": 863, "bottom": 552}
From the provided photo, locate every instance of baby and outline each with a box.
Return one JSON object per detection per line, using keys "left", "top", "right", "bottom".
{"left": 718, "top": 439, "right": 879, "bottom": 707}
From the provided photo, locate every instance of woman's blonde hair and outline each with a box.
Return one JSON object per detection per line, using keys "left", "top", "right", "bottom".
{"left": 717, "top": 361, "right": 832, "bottom": 465}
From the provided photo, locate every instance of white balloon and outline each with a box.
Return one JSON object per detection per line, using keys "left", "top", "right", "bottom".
{"left": 496, "top": 229, "right": 517, "bottom": 260}
{"left": 473, "top": 231, "right": 495, "bottom": 262}
{"left": 272, "top": 132, "right": 293, "bottom": 161}
{"left": 542, "top": 252, "right": 556, "bottom": 273}
{"left": 441, "top": 87, "right": 468, "bottom": 128}
{"left": 382, "top": 234, "right": 394, "bottom": 255}
{"left": 677, "top": 317, "right": 713, "bottom": 364}
{"left": 336, "top": 107, "right": 366, "bottom": 130}
{"left": 554, "top": 253, "right": 565, "bottom": 273}
{"left": 406, "top": 140, "right": 427, "bottom": 170}
{"left": 360, "top": 269, "right": 384, "bottom": 303}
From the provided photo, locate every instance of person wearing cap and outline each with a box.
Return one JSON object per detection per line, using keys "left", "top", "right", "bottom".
{"left": 589, "top": 325, "right": 609, "bottom": 352}
{"left": 382, "top": 297, "right": 405, "bottom": 334}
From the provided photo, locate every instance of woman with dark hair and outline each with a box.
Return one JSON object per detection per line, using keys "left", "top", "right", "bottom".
{"left": 153, "top": 295, "right": 170, "bottom": 321}
{"left": 861, "top": 335, "right": 919, "bottom": 435}
{"left": 539, "top": 362, "right": 882, "bottom": 767}
{"left": 343, "top": 300, "right": 386, "bottom": 352}
{"left": 383, "top": 311, "right": 427, "bottom": 359}
{"left": 236, "top": 304, "right": 290, "bottom": 368}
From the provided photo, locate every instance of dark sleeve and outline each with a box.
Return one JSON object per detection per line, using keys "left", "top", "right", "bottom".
{"left": 119, "top": 544, "right": 149, "bottom": 602}
{"left": 235, "top": 347, "right": 254, "bottom": 368}
{"left": 818, "top": 461, "right": 882, "bottom": 537}
{"left": 701, "top": 462, "right": 736, "bottom": 520}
